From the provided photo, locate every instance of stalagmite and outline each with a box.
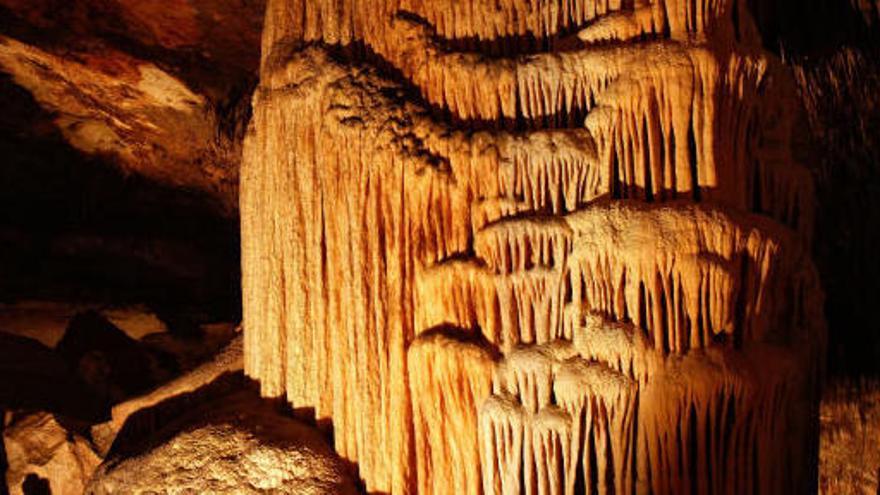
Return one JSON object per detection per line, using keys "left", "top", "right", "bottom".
{"left": 242, "top": 0, "right": 825, "bottom": 493}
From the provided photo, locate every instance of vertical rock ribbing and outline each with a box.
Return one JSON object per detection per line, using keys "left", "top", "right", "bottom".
{"left": 408, "top": 331, "right": 496, "bottom": 495}
{"left": 242, "top": 0, "right": 825, "bottom": 493}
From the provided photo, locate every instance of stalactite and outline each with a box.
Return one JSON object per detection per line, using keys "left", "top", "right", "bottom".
{"left": 243, "top": 0, "right": 825, "bottom": 493}
{"left": 567, "top": 312, "right": 660, "bottom": 385}
{"left": 634, "top": 344, "right": 818, "bottom": 495}
{"left": 563, "top": 201, "right": 817, "bottom": 350}
{"left": 262, "top": 0, "right": 761, "bottom": 59}
{"left": 415, "top": 199, "right": 817, "bottom": 357}
{"left": 478, "top": 321, "right": 819, "bottom": 495}
{"left": 479, "top": 337, "right": 638, "bottom": 495}
{"left": 479, "top": 394, "right": 526, "bottom": 495}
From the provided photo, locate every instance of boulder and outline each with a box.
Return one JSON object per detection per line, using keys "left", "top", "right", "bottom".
{"left": 87, "top": 387, "right": 358, "bottom": 495}
{"left": 0, "top": 331, "right": 104, "bottom": 420}
{"left": 56, "top": 310, "right": 175, "bottom": 405}
{"left": 3, "top": 412, "right": 100, "bottom": 495}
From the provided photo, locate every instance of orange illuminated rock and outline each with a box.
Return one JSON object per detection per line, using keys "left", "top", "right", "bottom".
{"left": 86, "top": 387, "right": 358, "bottom": 495}
{"left": 241, "top": 0, "right": 825, "bottom": 493}
{"left": 4, "top": 412, "right": 101, "bottom": 495}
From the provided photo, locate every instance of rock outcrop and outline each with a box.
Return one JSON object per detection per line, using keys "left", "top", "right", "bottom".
{"left": 86, "top": 387, "right": 358, "bottom": 495}
{"left": 1, "top": 331, "right": 245, "bottom": 494}
{"left": 2, "top": 330, "right": 361, "bottom": 494}
{"left": 242, "top": 0, "right": 825, "bottom": 493}
{"left": 3, "top": 412, "right": 100, "bottom": 495}
{"left": 0, "top": 332, "right": 105, "bottom": 420}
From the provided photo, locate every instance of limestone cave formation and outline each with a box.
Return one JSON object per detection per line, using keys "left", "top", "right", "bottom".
{"left": 0, "top": 0, "right": 878, "bottom": 494}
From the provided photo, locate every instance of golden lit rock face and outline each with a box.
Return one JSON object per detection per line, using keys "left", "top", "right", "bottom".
{"left": 242, "top": 0, "right": 825, "bottom": 493}
{"left": 86, "top": 386, "right": 359, "bottom": 495}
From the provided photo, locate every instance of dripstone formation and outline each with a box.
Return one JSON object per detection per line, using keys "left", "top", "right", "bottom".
{"left": 241, "top": 0, "right": 826, "bottom": 493}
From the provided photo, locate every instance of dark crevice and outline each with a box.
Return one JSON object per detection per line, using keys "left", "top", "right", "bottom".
{"left": 22, "top": 474, "right": 51, "bottom": 495}
{"left": 611, "top": 144, "right": 622, "bottom": 199}
{"left": 643, "top": 118, "right": 654, "bottom": 201}
{"left": 752, "top": 159, "right": 763, "bottom": 213}
{"left": 573, "top": 457, "right": 587, "bottom": 494}
{"left": 638, "top": 281, "right": 648, "bottom": 335}
{"left": 688, "top": 404, "right": 699, "bottom": 494}
{"left": 687, "top": 118, "right": 700, "bottom": 202}
{"left": 605, "top": 421, "right": 617, "bottom": 493}
{"left": 678, "top": 281, "right": 688, "bottom": 354}
{"left": 722, "top": 392, "right": 736, "bottom": 472}
{"left": 732, "top": 0, "right": 741, "bottom": 43}
{"left": 704, "top": 404, "right": 713, "bottom": 491}
{"left": 588, "top": 427, "right": 599, "bottom": 494}
{"left": 658, "top": 280, "right": 669, "bottom": 354}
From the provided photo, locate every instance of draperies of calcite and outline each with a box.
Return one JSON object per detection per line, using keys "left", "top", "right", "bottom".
{"left": 408, "top": 330, "right": 496, "bottom": 495}
{"left": 242, "top": 0, "right": 824, "bottom": 493}
{"left": 479, "top": 317, "right": 820, "bottom": 495}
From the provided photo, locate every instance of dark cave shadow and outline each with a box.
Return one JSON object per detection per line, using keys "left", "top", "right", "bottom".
{"left": 0, "top": 408, "right": 6, "bottom": 495}
{"left": 0, "top": 72, "right": 241, "bottom": 323}
{"left": 105, "top": 371, "right": 246, "bottom": 461}
{"left": 20, "top": 474, "right": 50, "bottom": 495}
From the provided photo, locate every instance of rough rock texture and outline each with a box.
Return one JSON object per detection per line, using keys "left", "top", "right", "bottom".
{"left": 242, "top": 0, "right": 824, "bottom": 493}
{"left": 0, "top": 0, "right": 265, "bottom": 211}
{"left": 3, "top": 412, "right": 101, "bottom": 495}
{"left": 0, "top": 34, "right": 236, "bottom": 207}
{"left": 0, "top": 330, "right": 242, "bottom": 494}
{"left": 3, "top": 330, "right": 358, "bottom": 494}
{"left": 819, "top": 380, "right": 880, "bottom": 495}
{"left": 86, "top": 386, "right": 358, "bottom": 495}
